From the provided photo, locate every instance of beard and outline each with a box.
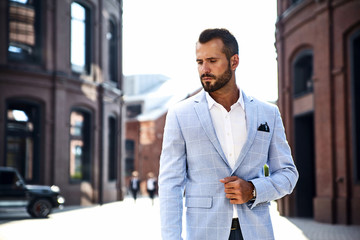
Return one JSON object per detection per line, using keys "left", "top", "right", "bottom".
{"left": 200, "top": 64, "right": 232, "bottom": 92}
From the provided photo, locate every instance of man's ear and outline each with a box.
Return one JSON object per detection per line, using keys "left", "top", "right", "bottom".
{"left": 230, "top": 54, "right": 239, "bottom": 70}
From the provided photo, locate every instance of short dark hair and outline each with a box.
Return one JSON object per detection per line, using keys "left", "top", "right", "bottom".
{"left": 198, "top": 28, "right": 239, "bottom": 60}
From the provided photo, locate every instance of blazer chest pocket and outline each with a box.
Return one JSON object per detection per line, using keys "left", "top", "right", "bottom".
{"left": 185, "top": 196, "right": 213, "bottom": 209}
{"left": 254, "top": 131, "right": 271, "bottom": 145}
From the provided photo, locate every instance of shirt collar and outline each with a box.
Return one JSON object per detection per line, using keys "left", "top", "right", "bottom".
{"left": 205, "top": 87, "right": 245, "bottom": 111}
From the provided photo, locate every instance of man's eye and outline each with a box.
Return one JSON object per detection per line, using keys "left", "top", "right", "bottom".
{"left": 210, "top": 59, "right": 217, "bottom": 63}
{"left": 197, "top": 61, "right": 203, "bottom": 65}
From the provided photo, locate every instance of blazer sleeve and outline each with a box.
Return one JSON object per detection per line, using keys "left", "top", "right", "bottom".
{"left": 250, "top": 106, "right": 299, "bottom": 209}
{"left": 158, "top": 107, "right": 187, "bottom": 239}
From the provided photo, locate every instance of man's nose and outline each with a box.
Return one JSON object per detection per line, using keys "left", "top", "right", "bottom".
{"left": 200, "top": 62, "right": 211, "bottom": 74}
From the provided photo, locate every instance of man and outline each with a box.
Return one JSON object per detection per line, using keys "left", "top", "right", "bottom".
{"left": 146, "top": 172, "right": 157, "bottom": 205}
{"left": 159, "top": 28, "right": 298, "bottom": 240}
{"left": 129, "top": 171, "right": 140, "bottom": 203}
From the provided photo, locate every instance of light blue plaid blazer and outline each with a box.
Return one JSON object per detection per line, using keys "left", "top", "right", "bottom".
{"left": 159, "top": 90, "right": 298, "bottom": 240}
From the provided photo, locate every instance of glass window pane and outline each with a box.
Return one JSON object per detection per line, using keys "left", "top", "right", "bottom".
{"left": 69, "top": 110, "right": 91, "bottom": 181}
{"left": 71, "top": 19, "right": 85, "bottom": 68}
{"left": 70, "top": 140, "right": 83, "bottom": 180}
{"left": 6, "top": 136, "right": 33, "bottom": 181}
{"left": 7, "top": 109, "right": 29, "bottom": 122}
{"left": 71, "top": 2, "right": 88, "bottom": 73}
{"left": 71, "top": 2, "right": 85, "bottom": 21}
{"left": 293, "top": 51, "right": 313, "bottom": 97}
{"left": 70, "top": 111, "right": 84, "bottom": 136}
{"left": 10, "top": 0, "right": 29, "bottom": 4}
{"left": 8, "top": 0, "right": 40, "bottom": 62}
{"left": 108, "top": 20, "right": 117, "bottom": 83}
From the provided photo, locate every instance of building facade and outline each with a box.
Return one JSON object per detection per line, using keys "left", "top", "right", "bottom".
{"left": 0, "top": 0, "right": 124, "bottom": 205}
{"left": 276, "top": 0, "right": 360, "bottom": 224}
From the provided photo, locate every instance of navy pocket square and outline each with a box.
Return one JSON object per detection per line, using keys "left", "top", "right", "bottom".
{"left": 258, "top": 122, "right": 270, "bottom": 132}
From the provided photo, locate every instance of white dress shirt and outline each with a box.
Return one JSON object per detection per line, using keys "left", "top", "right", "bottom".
{"left": 206, "top": 89, "right": 247, "bottom": 218}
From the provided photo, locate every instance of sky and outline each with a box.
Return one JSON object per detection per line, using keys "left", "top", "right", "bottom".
{"left": 122, "top": 0, "right": 279, "bottom": 102}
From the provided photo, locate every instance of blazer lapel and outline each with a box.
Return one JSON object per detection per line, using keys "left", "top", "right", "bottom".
{"left": 193, "top": 91, "right": 230, "bottom": 168}
{"left": 231, "top": 91, "right": 258, "bottom": 174}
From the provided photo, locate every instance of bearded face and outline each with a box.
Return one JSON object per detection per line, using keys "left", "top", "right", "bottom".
{"left": 200, "top": 62, "right": 232, "bottom": 92}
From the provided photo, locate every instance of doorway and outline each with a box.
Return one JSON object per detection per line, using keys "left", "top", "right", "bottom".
{"left": 294, "top": 112, "right": 315, "bottom": 217}
{"left": 351, "top": 29, "right": 360, "bottom": 183}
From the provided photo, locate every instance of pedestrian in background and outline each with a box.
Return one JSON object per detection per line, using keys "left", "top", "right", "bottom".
{"left": 129, "top": 171, "right": 140, "bottom": 203}
{"left": 146, "top": 172, "right": 157, "bottom": 206}
{"left": 159, "top": 28, "right": 298, "bottom": 240}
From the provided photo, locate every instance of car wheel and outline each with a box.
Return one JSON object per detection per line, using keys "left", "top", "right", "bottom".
{"left": 27, "top": 199, "right": 52, "bottom": 218}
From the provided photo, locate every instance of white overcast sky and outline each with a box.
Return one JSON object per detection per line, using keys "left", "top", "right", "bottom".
{"left": 122, "top": 0, "right": 278, "bottom": 102}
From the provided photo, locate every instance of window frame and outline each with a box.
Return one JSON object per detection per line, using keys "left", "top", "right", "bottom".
{"left": 70, "top": 1, "right": 91, "bottom": 75}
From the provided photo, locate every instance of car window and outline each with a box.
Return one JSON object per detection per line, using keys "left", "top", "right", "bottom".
{"left": 0, "top": 171, "right": 19, "bottom": 188}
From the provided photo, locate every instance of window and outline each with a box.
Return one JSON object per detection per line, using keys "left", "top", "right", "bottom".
{"left": 5, "top": 100, "right": 41, "bottom": 183}
{"left": 69, "top": 109, "right": 91, "bottom": 181}
{"left": 0, "top": 170, "right": 20, "bottom": 187}
{"left": 108, "top": 116, "right": 117, "bottom": 181}
{"left": 126, "top": 104, "right": 142, "bottom": 118}
{"left": 125, "top": 140, "right": 135, "bottom": 177}
{"left": 8, "top": 0, "right": 42, "bottom": 63}
{"left": 350, "top": 30, "right": 360, "bottom": 183}
{"left": 107, "top": 19, "right": 118, "bottom": 84}
{"left": 71, "top": 2, "right": 90, "bottom": 74}
{"left": 292, "top": 50, "right": 313, "bottom": 97}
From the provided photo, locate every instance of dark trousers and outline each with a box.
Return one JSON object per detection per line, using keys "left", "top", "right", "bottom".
{"left": 131, "top": 189, "right": 138, "bottom": 200}
{"left": 229, "top": 219, "right": 244, "bottom": 240}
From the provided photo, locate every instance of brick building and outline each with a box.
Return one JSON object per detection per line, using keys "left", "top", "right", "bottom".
{"left": 124, "top": 74, "right": 200, "bottom": 194}
{"left": 0, "top": 0, "right": 124, "bottom": 205}
{"left": 276, "top": 0, "right": 360, "bottom": 224}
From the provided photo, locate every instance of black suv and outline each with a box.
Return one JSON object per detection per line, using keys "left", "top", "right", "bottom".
{"left": 0, "top": 167, "right": 65, "bottom": 218}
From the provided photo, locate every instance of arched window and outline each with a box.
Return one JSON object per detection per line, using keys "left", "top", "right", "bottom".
{"left": 107, "top": 19, "right": 118, "bottom": 84}
{"left": 8, "top": 0, "right": 42, "bottom": 63}
{"left": 350, "top": 29, "right": 360, "bottom": 183}
{"left": 71, "top": 2, "right": 90, "bottom": 74}
{"left": 5, "top": 99, "right": 41, "bottom": 183}
{"left": 292, "top": 50, "right": 313, "bottom": 97}
{"left": 69, "top": 108, "right": 92, "bottom": 181}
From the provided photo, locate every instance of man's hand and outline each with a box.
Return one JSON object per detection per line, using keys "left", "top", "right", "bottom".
{"left": 219, "top": 176, "right": 254, "bottom": 204}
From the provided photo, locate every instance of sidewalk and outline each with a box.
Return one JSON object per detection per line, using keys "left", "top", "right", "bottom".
{"left": 123, "top": 197, "right": 360, "bottom": 240}
{"left": 1, "top": 197, "right": 359, "bottom": 240}
{"left": 114, "top": 197, "right": 360, "bottom": 239}
{"left": 269, "top": 202, "right": 360, "bottom": 240}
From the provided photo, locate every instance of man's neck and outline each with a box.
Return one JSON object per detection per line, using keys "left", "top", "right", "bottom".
{"left": 209, "top": 83, "right": 239, "bottom": 112}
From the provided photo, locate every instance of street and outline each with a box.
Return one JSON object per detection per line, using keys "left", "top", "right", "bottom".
{"left": 0, "top": 197, "right": 359, "bottom": 240}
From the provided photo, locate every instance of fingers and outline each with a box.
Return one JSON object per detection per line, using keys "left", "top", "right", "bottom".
{"left": 220, "top": 176, "right": 252, "bottom": 204}
{"left": 219, "top": 176, "right": 239, "bottom": 184}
